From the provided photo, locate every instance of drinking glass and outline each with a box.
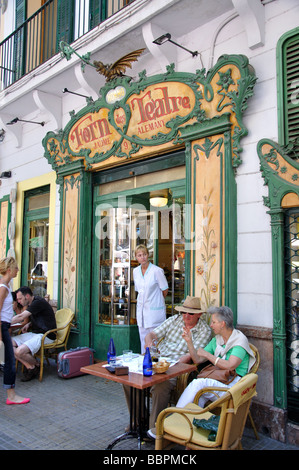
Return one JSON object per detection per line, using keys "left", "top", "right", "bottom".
{"left": 123, "top": 349, "right": 132, "bottom": 362}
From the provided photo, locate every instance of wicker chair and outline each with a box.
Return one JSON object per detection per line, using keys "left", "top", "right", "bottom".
{"left": 247, "top": 343, "right": 260, "bottom": 439}
{"left": 170, "top": 342, "right": 260, "bottom": 439}
{"left": 34, "top": 308, "right": 74, "bottom": 381}
{"left": 155, "top": 373, "right": 258, "bottom": 450}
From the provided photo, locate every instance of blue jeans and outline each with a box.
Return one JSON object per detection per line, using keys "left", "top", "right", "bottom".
{"left": 1, "top": 322, "right": 16, "bottom": 389}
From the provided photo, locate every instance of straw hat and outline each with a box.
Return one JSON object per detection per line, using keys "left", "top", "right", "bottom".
{"left": 175, "top": 296, "right": 205, "bottom": 314}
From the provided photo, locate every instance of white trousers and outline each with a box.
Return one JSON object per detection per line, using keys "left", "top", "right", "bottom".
{"left": 176, "top": 375, "right": 241, "bottom": 409}
{"left": 13, "top": 332, "right": 54, "bottom": 355}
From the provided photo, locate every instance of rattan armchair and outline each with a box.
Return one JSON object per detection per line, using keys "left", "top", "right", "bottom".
{"left": 247, "top": 343, "right": 260, "bottom": 438}
{"left": 155, "top": 373, "right": 258, "bottom": 450}
{"left": 35, "top": 308, "right": 74, "bottom": 381}
{"left": 171, "top": 342, "right": 260, "bottom": 438}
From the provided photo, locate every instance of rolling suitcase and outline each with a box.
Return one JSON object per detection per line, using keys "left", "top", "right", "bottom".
{"left": 57, "top": 347, "right": 94, "bottom": 378}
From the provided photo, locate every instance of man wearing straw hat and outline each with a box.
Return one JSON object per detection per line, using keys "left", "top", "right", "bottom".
{"left": 138, "top": 296, "right": 212, "bottom": 439}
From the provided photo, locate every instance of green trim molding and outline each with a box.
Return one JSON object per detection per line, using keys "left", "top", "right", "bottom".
{"left": 258, "top": 138, "right": 299, "bottom": 409}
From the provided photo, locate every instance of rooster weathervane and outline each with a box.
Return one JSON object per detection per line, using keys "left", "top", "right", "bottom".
{"left": 60, "top": 42, "right": 145, "bottom": 82}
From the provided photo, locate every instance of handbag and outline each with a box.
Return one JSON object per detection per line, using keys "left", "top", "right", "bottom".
{"left": 193, "top": 415, "right": 220, "bottom": 441}
{"left": 197, "top": 363, "right": 236, "bottom": 385}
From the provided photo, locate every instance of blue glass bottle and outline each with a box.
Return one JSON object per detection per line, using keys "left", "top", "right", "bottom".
{"left": 143, "top": 347, "right": 152, "bottom": 376}
{"left": 107, "top": 338, "right": 116, "bottom": 364}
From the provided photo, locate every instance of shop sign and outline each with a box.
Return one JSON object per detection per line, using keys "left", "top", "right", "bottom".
{"left": 66, "top": 80, "right": 198, "bottom": 161}
{"left": 68, "top": 108, "right": 120, "bottom": 155}
{"left": 126, "top": 82, "right": 195, "bottom": 138}
{"left": 43, "top": 55, "right": 257, "bottom": 170}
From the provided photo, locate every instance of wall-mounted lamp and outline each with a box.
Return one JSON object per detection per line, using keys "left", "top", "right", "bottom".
{"left": 150, "top": 190, "right": 168, "bottom": 208}
{"left": 62, "top": 88, "right": 92, "bottom": 101}
{"left": 153, "top": 33, "right": 198, "bottom": 58}
{"left": 0, "top": 171, "right": 11, "bottom": 179}
{"left": 6, "top": 117, "right": 45, "bottom": 126}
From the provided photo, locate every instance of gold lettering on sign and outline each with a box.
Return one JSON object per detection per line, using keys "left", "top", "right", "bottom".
{"left": 114, "top": 108, "right": 126, "bottom": 131}
{"left": 106, "top": 86, "right": 126, "bottom": 104}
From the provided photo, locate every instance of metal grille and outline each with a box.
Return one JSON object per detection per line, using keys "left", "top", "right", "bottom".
{"left": 285, "top": 209, "right": 299, "bottom": 423}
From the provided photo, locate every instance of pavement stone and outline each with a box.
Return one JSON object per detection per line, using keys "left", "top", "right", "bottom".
{"left": 0, "top": 359, "right": 298, "bottom": 452}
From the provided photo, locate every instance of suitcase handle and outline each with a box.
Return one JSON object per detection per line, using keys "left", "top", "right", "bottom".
{"left": 58, "top": 359, "right": 69, "bottom": 375}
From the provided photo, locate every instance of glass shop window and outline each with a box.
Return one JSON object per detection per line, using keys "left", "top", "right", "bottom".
{"left": 22, "top": 187, "right": 50, "bottom": 297}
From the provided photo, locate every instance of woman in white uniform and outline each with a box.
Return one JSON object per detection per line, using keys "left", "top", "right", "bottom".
{"left": 133, "top": 245, "right": 168, "bottom": 353}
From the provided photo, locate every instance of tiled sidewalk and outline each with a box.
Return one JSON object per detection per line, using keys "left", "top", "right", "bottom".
{"left": 0, "top": 359, "right": 298, "bottom": 451}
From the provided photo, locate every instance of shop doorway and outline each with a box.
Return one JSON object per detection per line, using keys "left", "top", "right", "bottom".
{"left": 21, "top": 187, "right": 50, "bottom": 297}
{"left": 91, "top": 152, "right": 187, "bottom": 358}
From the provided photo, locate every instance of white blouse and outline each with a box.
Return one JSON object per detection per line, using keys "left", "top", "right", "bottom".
{"left": 0, "top": 284, "right": 14, "bottom": 323}
{"left": 133, "top": 262, "right": 168, "bottom": 329}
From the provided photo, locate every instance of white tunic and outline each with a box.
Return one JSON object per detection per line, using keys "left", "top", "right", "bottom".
{"left": 133, "top": 262, "right": 168, "bottom": 329}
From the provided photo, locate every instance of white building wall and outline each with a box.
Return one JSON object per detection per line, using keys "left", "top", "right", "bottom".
{"left": 235, "top": 0, "right": 298, "bottom": 328}
{"left": 189, "top": 0, "right": 299, "bottom": 328}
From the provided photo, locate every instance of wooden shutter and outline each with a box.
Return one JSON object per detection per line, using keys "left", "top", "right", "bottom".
{"left": 56, "top": 0, "right": 75, "bottom": 52}
{"left": 89, "top": 0, "right": 107, "bottom": 29}
{"left": 283, "top": 33, "right": 299, "bottom": 146}
{"left": 15, "top": 0, "right": 26, "bottom": 28}
{"left": 14, "top": 0, "right": 27, "bottom": 80}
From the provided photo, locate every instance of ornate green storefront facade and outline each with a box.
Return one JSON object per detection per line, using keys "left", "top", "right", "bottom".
{"left": 42, "top": 53, "right": 257, "bottom": 359}
{"left": 39, "top": 48, "right": 299, "bottom": 423}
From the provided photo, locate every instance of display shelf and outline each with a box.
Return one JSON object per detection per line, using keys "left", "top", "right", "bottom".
{"left": 98, "top": 207, "right": 138, "bottom": 325}
{"left": 99, "top": 260, "right": 137, "bottom": 325}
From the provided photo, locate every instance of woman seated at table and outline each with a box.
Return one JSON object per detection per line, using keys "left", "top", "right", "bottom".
{"left": 12, "top": 291, "right": 24, "bottom": 315}
{"left": 10, "top": 292, "right": 27, "bottom": 334}
{"left": 176, "top": 306, "right": 256, "bottom": 409}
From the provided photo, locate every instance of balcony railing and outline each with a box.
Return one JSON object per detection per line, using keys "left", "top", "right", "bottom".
{"left": 0, "top": 0, "right": 135, "bottom": 91}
